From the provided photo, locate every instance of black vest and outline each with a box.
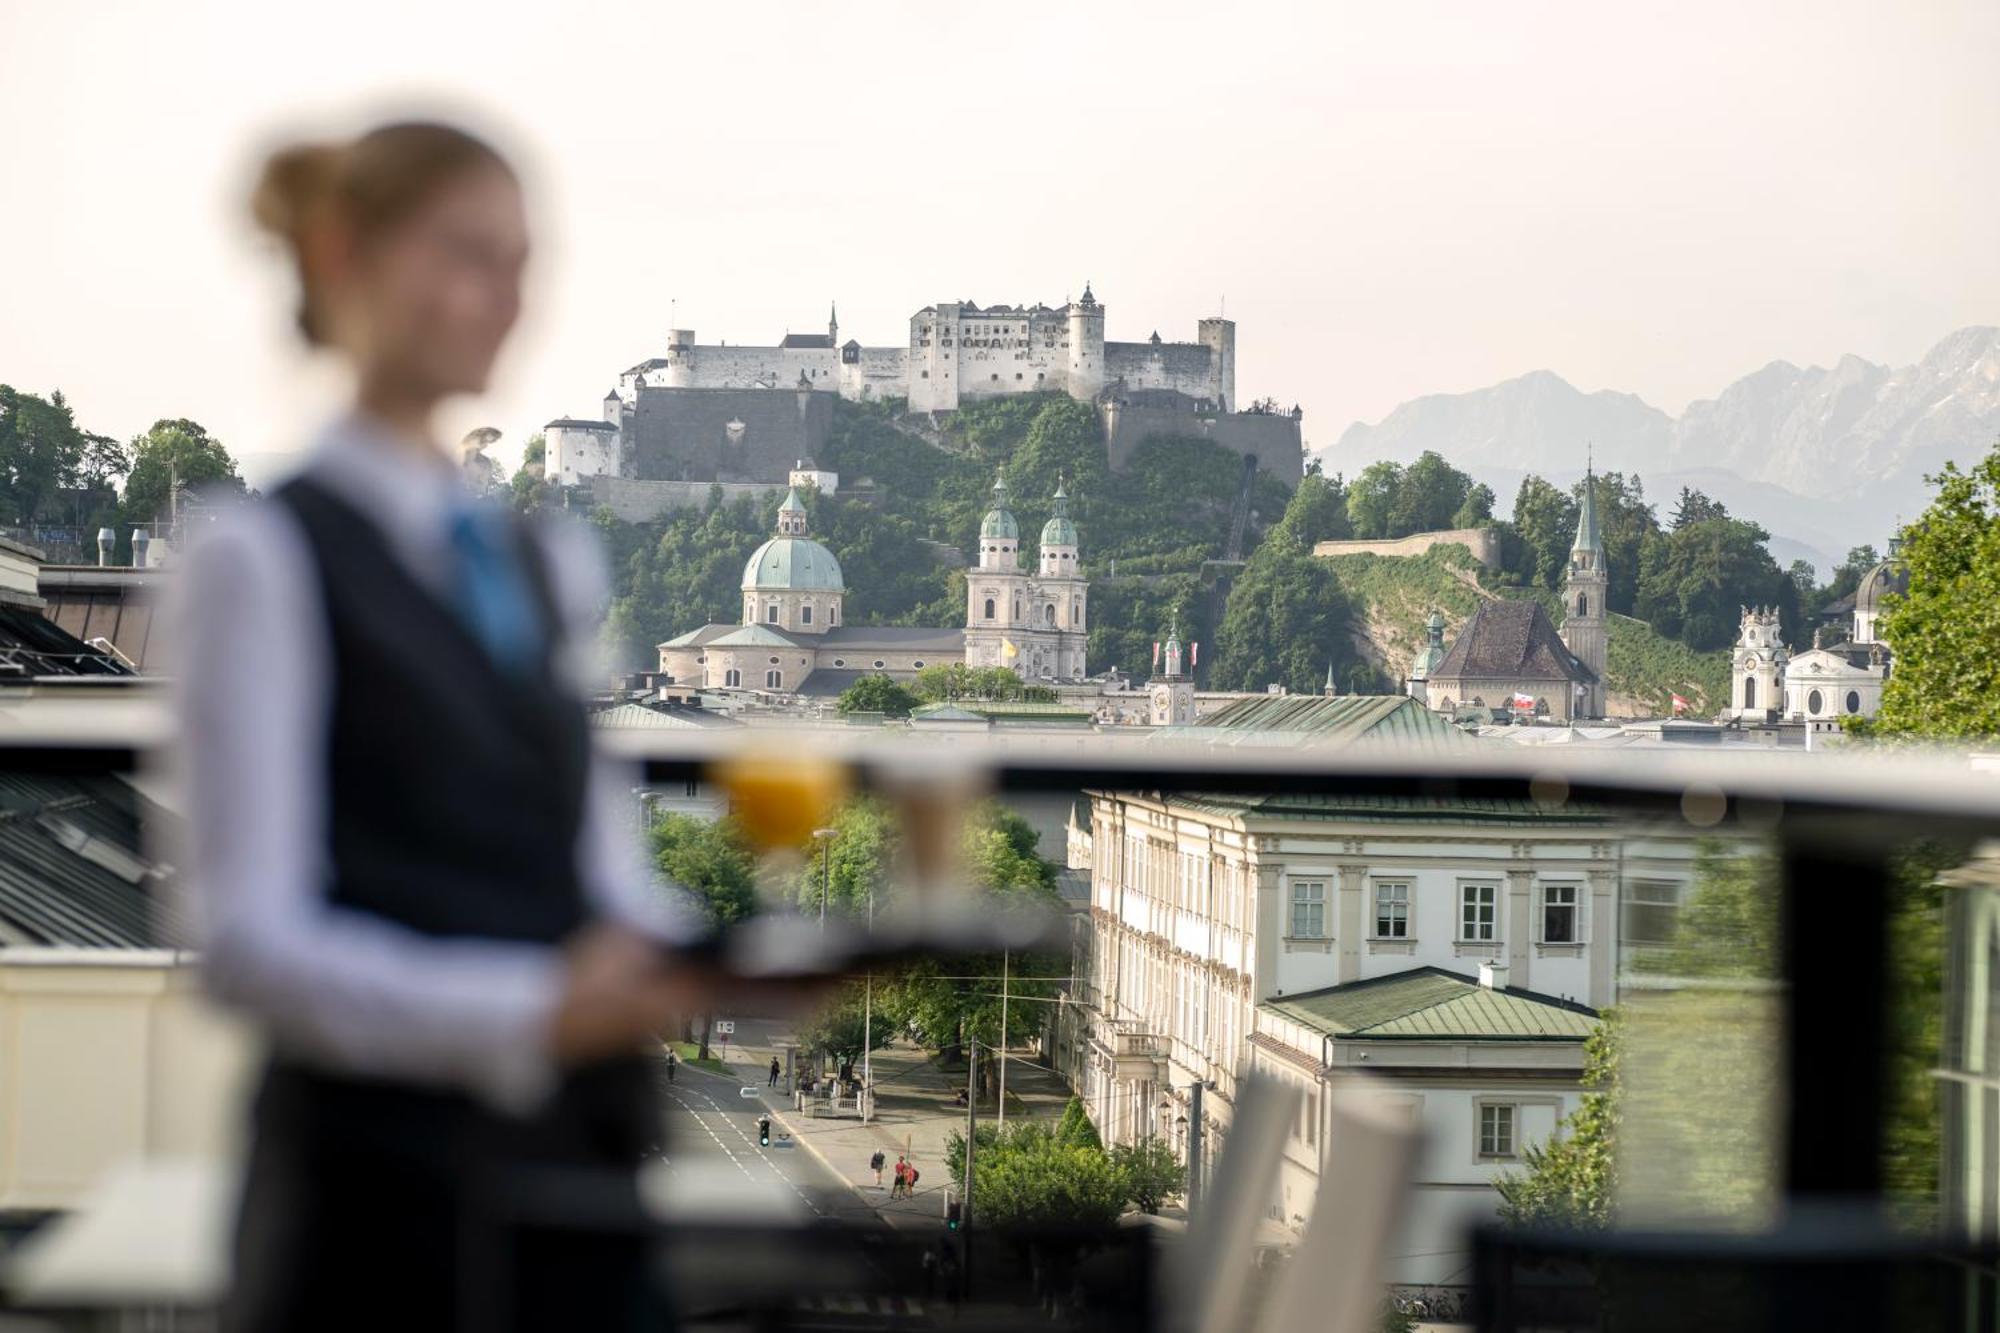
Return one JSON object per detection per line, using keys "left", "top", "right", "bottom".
{"left": 274, "top": 476, "right": 592, "bottom": 946}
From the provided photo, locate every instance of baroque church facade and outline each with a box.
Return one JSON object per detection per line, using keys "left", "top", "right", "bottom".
{"left": 1728, "top": 549, "right": 1904, "bottom": 725}
{"left": 657, "top": 478, "right": 1089, "bottom": 696}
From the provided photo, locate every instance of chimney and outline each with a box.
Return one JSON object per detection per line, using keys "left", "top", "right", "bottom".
{"left": 131, "top": 528, "right": 150, "bottom": 568}
{"left": 1478, "top": 959, "right": 1509, "bottom": 991}
{"left": 97, "top": 528, "right": 115, "bottom": 566}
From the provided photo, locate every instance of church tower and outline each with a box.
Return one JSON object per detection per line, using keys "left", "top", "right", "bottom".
{"left": 1561, "top": 460, "right": 1609, "bottom": 718}
{"left": 1036, "top": 479, "right": 1088, "bottom": 679}
{"left": 965, "top": 473, "right": 1028, "bottom": 671}
{"left": 1149, "top": 616, "right": 1196, "bottom": 726}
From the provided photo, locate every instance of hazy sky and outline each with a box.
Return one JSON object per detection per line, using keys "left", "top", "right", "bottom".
{"left": 3, "top": 0, "right": 1996, "bottom": 478}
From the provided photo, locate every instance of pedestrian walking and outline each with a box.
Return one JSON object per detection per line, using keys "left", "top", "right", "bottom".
{"left": 665, "top": 1050, "right": 678, "bottom": 1083}
{"left": 891, "top": 1156, "right": 909, "bottom": 1200}
{"left": 768, "top": 1055, "right": 781, "bottom": 1087}
{"left": 869, "top": 1150, "right": 886, "bottom": 1188}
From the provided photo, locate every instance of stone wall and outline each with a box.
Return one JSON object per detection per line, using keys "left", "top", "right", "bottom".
{"left": 1313, "top": 527, "right": 1502, "bottom": 568}
{"left": 624, "top": 385, "right": 833, "bottom": 484}
{"left": 587, "top": 476, "right": 791, "bottom": 523}
{"left": 1099, "top": 395, "right": 1304, "bottom": 491}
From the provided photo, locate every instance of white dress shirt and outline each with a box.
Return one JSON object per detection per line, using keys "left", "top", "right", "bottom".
{"left": 172, "top": 412, "right": 701, "bottom": 1116}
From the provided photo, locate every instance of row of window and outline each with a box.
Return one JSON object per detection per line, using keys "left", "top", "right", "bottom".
{"left": 762, "top": 601, "right": 839, "bottom": 626}
{"left": 1286, "top": 879, "right": 1580, "bottom": 945}
{"left": 719, "top": 668, "right": 785, "bottom": 688}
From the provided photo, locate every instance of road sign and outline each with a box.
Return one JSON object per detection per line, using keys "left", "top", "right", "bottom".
{"left": 714, "top": 1021, "right": 736, "bottom": 1035}
{"left": 739, "top": 1087, "right": 762, "bottom": 1099}
{"left": 772, "top": 1134, "right": 795, "bottom": 1150}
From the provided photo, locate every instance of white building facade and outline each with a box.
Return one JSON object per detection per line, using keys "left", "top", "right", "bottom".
{"left": 1064, "top": 780, "right": 1697, "bottom": 1289}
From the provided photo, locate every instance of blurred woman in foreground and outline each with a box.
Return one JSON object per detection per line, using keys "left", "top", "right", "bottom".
{"left": 177, "top": 119, "right": 697, "bottom": 1332}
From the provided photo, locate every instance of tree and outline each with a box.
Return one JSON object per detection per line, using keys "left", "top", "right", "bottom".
{"left": 1056, "top": 1096, "right": 1102, "bottom": 1151}
{"left": 837, "top": 673, "right": 920, "bottom": 718}
{"left": 1632, "top": 515, "right": 1798, "bottom": 652}
{"left": 1273, "top": 472, "right": 1351, "bottom": 546}
{"left": 972, "top": 1127, "right": 1130, "bottom": 1231}
{"left": 1211, "top": 521, "right": 1359, "bottom": 694}
{"left": 1510, "top": 475, "right": 1578, "bottom": 590}
{"left": 1451, "top": 481, "right": 1496, "bottom": 530}
{"left": 0, "top": 386, "right": 126, "bottom": 526}
{"left": 121, "top": 418, "right": 245, "bottom": 526}
{"left": 1345, "top": 461, "right": 1403, "bottom": 540}
{"left": 790, "top": 797, "right": 899, "bottom": 918}
{"left": 1670, "top": 487, "right": 1729, "bottom": 529}
{"left": 795, "top": 981, "right": 894, "bottom": 1073}
{"left": 1581, "top": 471, "right": 1659, "bottom": 615}
{"left": 1497, "top": 1010, "right": 1624, "bottom": 1228}
{"left": 1109, "top": 1138, "right": 1187, "bottom": 1215}
{"left": 914, "top": 663, "right": 1026, "bottom": 702}
{"left": 1872, "top": 446, "right": 2000, "bottom": 737}
{"left": 651, "top": 813, "right": 759, "bottom": 1059}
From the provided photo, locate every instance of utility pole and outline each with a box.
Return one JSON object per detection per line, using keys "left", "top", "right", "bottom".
{"left": 961, "top": 1035, "right": 978, "bottom": 1287}
{"left": 996, "top": 951, "right": 1009, "bottom": 1129}
{"left": 862, "top": 878, "right": 874, "bottom": 1122}
{"left": 1187, "top": 1080, "right": 1206, "bottom": 1217}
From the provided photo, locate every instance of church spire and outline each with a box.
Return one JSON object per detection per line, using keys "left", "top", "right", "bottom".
{"left": 828, "top": 301, "right": 838, "bottom": 344}
{"left": 1573, "top": 447, "right": 1602, "bottom": 557}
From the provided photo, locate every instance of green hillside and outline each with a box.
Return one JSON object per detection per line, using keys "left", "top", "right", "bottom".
{"left": 1319, "top": 544, "right": 1729, "bottom": 716}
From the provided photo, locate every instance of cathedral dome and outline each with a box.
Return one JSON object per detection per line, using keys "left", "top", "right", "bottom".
{"left": 1040, "top": 480, "right": 1077, "bottom": 547}
{"left": 980, "top": 473, "right": 1019, "bottom": 540}
{"left": 742, "top": 536, "right": 844, "bottom": 591}
{"left": 1855, "top": 559, "right": 1909, "bottom": 617}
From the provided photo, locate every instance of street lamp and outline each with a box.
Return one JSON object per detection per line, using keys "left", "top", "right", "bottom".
{"left": 811, "top": 827, "right": 838, "bottom": 930}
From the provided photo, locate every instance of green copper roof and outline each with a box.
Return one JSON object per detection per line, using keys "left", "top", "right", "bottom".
{"left": 1263, "top": 968, "right": 1598, "bottom": 1041}
{"left": 1192, "top": 693, "right": 1471, "bottom": 747}
{"left": 1573, "top": 464, "right": 1602, "bottom": 555}
{"left": 1040, "top": 479, "right": 1078, "bottom": 547}
{"left": 707, "top": 624, "right": 802, "bottom": 648}
{"left": 981, "top": 473, "right": 1019, "bottom": 541}
{"left": 779, "top": 487, "right": 806, "bottom": 513}
{"left": 742, "top": 536, "right": 844, "bottom": 591}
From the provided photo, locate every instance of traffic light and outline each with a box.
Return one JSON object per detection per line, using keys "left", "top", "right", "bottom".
{"left": 758, "top": 1117, "right": 771, "bottom": 1147}
{"left": 945, "top": 1199, "right": 961, "bottom": 1231}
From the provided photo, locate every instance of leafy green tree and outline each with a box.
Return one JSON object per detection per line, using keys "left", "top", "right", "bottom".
{"left": 0, "top": 386, "right": 126, "bottom": 526}
{"left": 1451, "top": 482, "right": 1496, "bottom": 530}
{"left": 1510, "top": 475, "right": 1578, "bottom": 590}
{"left": 1869, "top": 451, "right": 2000, "bottom": 737}
{"left": 650, "top": 812, "right": 760, "bottom": 1058}
{"left": 1670, "top": 487, "right": 1729, "bottom": 530}
{"left": 121, "top": 418, "right": 244, "bottom": 525}
{"left": 1056, "top": 1096, "right": 1102, "bottom": 1151}
{"left": 795, "top": 981, "right": 894, "bottom": 1072}
{"left": 836, "top": 673, "right": 920, "bottom": 717}
{"left": 1497, "top": 1010, "right": 1624, "bottom": 1228}
{"left": 1633, "top": 516, "right": 1798, "bottom": 652}
{"left": 1211, "top": 519, "right": 1359, "bottom": 694}
{"left": 1273, "top": 472, "right": 1352, "bottom": 546}
{"left": 913, "top": 663, "right": 1027, "bottom": 702}
{"left": 967, "top": 1123, "right": 1129, "bottom": 1231}
{"left": 1581, "top": 471, "right": 1659, "bottom": 615}
{"left": 1392, "top": 451, "right": 1479, "bottom": 536}
{"left": 1346, "top": 461, "right": 1403, "bottom": 540}
{"left": 1109, "top": 1138, "right": 1187, "bottom": 1214}
{"left": 791, "top": 796, "right": 899, "bottom": 918}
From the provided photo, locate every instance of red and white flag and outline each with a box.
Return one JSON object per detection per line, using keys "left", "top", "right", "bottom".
{"left": 1191, "top": 641, "right": 1200, "bottom": 668}
{"left": 1151, "top": 642, "right": 1161, "bottom": 671}
{"left": 1511, "top": 692, "right": 1536, "bottom": 711}
{"left": 1670, "top": 693, "right": 1690, "bottom": 715}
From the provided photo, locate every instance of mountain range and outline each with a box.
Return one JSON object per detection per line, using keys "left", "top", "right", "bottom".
{"left": 1324, "top": 326, "right": 2000, "bottom": 575}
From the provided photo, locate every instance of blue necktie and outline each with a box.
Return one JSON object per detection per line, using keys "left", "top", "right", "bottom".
{"left": 448, "top": 503, "right": 542, "bottom": 676}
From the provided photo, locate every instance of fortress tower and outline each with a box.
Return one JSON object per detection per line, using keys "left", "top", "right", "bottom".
{"left": 1067, "top": 284, "right": 1105, "bottom": 401}
{"left": 664, "top": 329, "right": 696, "bottom": 388}
{"left": 1197, "top": 316, "right": 1236, "bottom": 411}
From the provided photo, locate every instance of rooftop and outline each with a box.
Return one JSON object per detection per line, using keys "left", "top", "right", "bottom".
{"left": 0, "top": 771, "right": 177, "bottom": 948}
{"left": 1172, "top": 694, "right": 1471, "bottom": 751}
{"left": 1263, "top": 967, "right": 1598, "bottom": 1042}
{"left": 1430, "top": 599, "right": 1596, "bottom": 685}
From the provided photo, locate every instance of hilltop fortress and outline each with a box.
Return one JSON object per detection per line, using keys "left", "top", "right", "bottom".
{"left": 547, "top": 285, "right": 1303, "bottom": 518}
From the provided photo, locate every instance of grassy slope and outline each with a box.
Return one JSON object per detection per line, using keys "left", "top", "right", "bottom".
{"left": 1321, "top": 543, "right": 1730, "bottom": 717}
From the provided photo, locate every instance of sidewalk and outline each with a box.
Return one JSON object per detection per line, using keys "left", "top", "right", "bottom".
{"left": 696, "top": 1027, "right": 1074, "bottom": 1225}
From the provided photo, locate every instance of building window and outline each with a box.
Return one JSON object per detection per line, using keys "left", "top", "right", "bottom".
{"left": 832, "top": 659, "right": 845, "bottom": 667}
{"left": 1846, "top": 690, "right": 1861, "bottom": 713}
{"left": 921, "top": 370, "right": 930, "bottom": 378}
{"left": 801, "top": 605, "right": 813, "bottom": 625}
{"left": 1478, "top": 1104, "right": 1517, "bottom": 1158}
{"left": 1576, "top": 592, "right": 1589, "bottom": 617}
{"left": 765, "top": 669, "right": 782, "bottom": 689}
{"left": 1743, "top": 676, "right": 1756, "bottom": 709}
{"left": 1623, "top": 879, "right": 1680, "bottom": 946}
{"left": 984, "top": 597, "right": 996, "bottom": 619}
{"left": 873, "top": 660, "right": 885, "bottom": 669}
{"left": 724, "top": 668, "right": 742, "bottom": 687}
{"left": 1542, "top": 883, "right": 1578, "bottom": 943}
{"left": 1807, "top": 688, "right": 1823, "bottom": 715}
{"left": 1460, "top": 882, "right": 1498, "bottom": 942}
{"left": 766, "top": 603, "right": 779, "bottom": 624}
{"left": 1289, "top": 880, "right": 1326, "bottom": 938}
{"left": 830, "top": 604, "right": 838, "bottom": 625}
{"left": 913, "top": 660, "right": 924, "bottom": 668}
{"left": 1374, "top": 881, "right": 1410, "bottom": 937}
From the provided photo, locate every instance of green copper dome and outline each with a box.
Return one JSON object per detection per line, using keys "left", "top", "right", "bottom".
{"left": 1040, "top": 479, "right": 1078, "bottom": 547}
{"left": 742, "top": 536, "right": 844, "bottom": 591}
{"left": 981, "top": 473, "right": 1019, "bottom": 541}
